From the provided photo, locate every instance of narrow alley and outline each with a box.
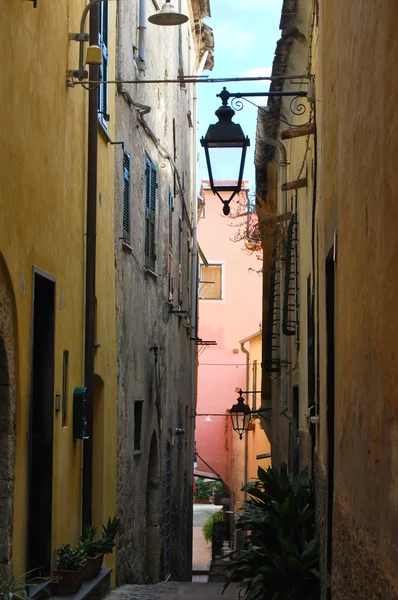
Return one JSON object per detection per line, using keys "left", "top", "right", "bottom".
{"left": 2, "top": 0, "right": 398, "bottom": 598}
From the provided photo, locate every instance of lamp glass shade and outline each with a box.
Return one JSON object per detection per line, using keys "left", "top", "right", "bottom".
{"left": 201, "top": 105, "right": 250, "bottom": 194}
{"left": 204, "top": 147, "right": 247, "bottom": 188}
{"left": 148, "top": 1, "right": 189, "bottom": 25}
{"left": 230, "top": 395, "right": 251, "bottom": 439}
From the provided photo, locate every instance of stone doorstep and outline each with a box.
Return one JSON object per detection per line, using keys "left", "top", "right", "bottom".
{"left": 29, "top": 568, "right": 112, "bottom": 600}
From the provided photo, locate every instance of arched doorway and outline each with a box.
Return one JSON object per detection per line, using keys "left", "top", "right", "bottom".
{"left": 145, "top": 432, "right": 161, "bottom": 582}
{"left": 0, "top": 255, "right": 17, "bottom": 568}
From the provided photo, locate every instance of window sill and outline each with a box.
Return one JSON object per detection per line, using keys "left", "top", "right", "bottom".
{"left": 144, "top": 268, "right": 159, "bottom": 279}
{"left": 98, "top": 119, "right": 111, "bottom": 143}
{"left": 121, "top": 240, "right": 133, "bottom": 253}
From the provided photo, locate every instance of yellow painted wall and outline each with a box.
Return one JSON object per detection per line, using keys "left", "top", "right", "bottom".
{"left": 1, "top": 0, "right": 117, "bottom": 576}
{"left": 231, "top": 332, "right": 271, "bottom": 509}
{"left": 246, "top": 334, "right": 271, "bottom": 484}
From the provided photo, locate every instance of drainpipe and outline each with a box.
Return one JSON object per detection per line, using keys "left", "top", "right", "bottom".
{"left": 261, "top": 135, "right": 291, "bottom": 420}
{"left": 82, "top": 5, "right": 99, "bottom": 529}
{"left": 240, "top": 340, "right": 250, "bottom": 501}
{"left": 187, "top": 81, "right": 199, "bottom": 580}
{"left": 136, "top": 0, "right": 146, "bottom": 70}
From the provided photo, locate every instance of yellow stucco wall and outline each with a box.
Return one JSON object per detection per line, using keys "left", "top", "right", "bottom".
{"left": 315, "top": 1, "right": 398, "bottom": 595}
{"left": 1, "top": 0, "right": 117, "bottom": 575}
{"left": 231, "top": 333, "right": 271, "bottom": 509}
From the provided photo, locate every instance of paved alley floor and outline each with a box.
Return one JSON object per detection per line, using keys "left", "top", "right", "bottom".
{"left": 192, "top": 503, "right": 221, "bottom": 572}
{"left": 107, "top": 582, "right": 241, "bottom": 600}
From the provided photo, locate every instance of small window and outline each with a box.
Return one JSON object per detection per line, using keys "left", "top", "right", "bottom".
{"left": 98, "top": 1, "right": 109, "bottom": 127}
{"left": 144, "top": 157, "right": 157, "bottom": 270}
{"left": 62, "top": 350, "right": 69, "bottom": 427}
{"left": 123, "top": 150, "right": 131, "bottom": 239}
{"left": 134, "top": 401, "right": 143, "bottom": 453}
{"left": 199, "top": 264, "right": 223, "bottom": 300}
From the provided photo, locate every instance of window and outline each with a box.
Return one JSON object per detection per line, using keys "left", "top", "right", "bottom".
{"left": 168, "top": 190, "right": 174, "bottom": 301}
{"left": 123, "top": 150, "right": 131, "bottom": 239}
{"left": 199, "top": 264, "right": 223, "bottom": 299}
{"left": 144, "top": 157, "right": 157, "bottom": 270}
{"left": 98, "top": 1, "right": 109, "bottom": 127}
{"left": 134, "top": 401, "right": 143, "bottom": 453}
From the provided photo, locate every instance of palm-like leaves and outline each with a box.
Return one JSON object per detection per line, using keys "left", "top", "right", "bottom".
{"left": 0, "top": 566, "right": 47, "bottom": 600}
{"left": 224, "top": 464, "right": 320, "bottom": 600}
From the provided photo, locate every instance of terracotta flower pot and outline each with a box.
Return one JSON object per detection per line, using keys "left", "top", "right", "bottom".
{"left": 82, "top": 554, "right": 104, "bottom": 580}
{"left": 53, "top": 567, "right": 84, "bottom": 595}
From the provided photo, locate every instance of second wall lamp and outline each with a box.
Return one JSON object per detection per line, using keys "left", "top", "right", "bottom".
{"left": 68, "top": 0, "right": 189, "bottom": 82}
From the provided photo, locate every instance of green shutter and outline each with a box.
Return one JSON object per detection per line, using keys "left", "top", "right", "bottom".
{"left": 123, "top": 150, "right": 130, "bottom": 239}
{"left": 145, "top": 158, "right": 157, "bottom": 270}
{"left": 98, "top": 1, "right": 108, "bottom": 125}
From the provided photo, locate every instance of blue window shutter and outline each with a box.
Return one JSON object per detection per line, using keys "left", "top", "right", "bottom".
{"left": 123, "top": 150, "right": 130, "bottom": 239}
{"left": 178, "top": 215, "right": 183, "bottom": 308}
{"left": 98, "top": 1, "right": 109, "bottom": 126}
{"left": 145, "top": 158, "right": 157, "bottom": 270}
{"left": 169, "top": 190, "right": 173, "bottom": 248}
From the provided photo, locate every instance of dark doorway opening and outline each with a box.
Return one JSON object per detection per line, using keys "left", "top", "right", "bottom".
{"left": 26, "top": 269, "right": 55, "bottom": 575}
{"left": 325, "top": 254, "right": 335, "bottom": 597}
{"left": 291, "top": 386, "right": 299, "bottom": 474}
{"left": 164, "top": 441, "right": 172, "bottom": 580}
{"left": 307, "top": 275, "right": 316, "bottom": 478}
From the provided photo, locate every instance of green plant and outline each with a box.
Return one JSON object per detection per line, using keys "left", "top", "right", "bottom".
{"left": 55, "top": 545, "right": 87, "bottom": 571}
{"left": 202, "top": 510, "right": 224, "bottom": 543}
{"left": 78, "top": 516, "right": 121, "bottom": 556}
{"left": 194, "top": 479, "right": 223, "bottom": 499}
{"left": 224, "top": 464, "right": 320, "bottom": 600}
{"left": 0, "top": 566, "right": 47, "bottom": 600}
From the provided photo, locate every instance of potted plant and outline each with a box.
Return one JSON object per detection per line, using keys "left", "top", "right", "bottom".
{"left": 53, "top": 544, "right": 86, "bottom": 595}
{"left": 78, "top": 516, "right": 121, "bottom": 580}
{"left": 202, "top": 510, "right": 224, "bottom": 544}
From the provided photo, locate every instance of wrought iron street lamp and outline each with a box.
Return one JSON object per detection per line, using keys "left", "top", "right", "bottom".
{"left": 230, "top": 390, "right": 251, "bottom": 439}
{"left": 200, "top": 88, "right": 250, "bottom": 216}
{"left": 201, "top": 86, "right": 308, "bottom": 215}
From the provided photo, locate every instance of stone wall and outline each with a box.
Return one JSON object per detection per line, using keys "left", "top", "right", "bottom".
{"left": 0, "top": 255, "right": 17, "bottom": 567}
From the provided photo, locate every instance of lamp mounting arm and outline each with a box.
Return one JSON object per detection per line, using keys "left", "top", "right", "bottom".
{"left": 69, "top": 0, "right": 104, "bottom": 80}
{"left": 216, "top": 87, "right": 308, "bottom": 103}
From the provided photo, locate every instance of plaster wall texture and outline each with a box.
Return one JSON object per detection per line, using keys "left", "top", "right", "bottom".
{"left": 257, "top": 0, "right": 398, "bottom": 595}
{"left": 114, "top": 0, "right": 201, "bottom": 584}
{"left": 196, "top": 185, "right": 263, "bottom": 497}
{"left": 231, "top": 333, "right": 271, "bottom": 509}
{"left": 315, "top": 0, "right": 398, "bottom": 595}
{"left": 0, "top": 258, "right": 17, "bottom": 567}
{"left": 1, "top": 0, "right": 118, "bottom": 575}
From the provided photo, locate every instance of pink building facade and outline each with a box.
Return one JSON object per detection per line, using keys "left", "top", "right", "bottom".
{"left": 195, "top": 181, "right": 263, "bottom": 499}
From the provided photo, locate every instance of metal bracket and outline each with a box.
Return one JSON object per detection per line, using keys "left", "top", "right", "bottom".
{"left": 69, "top": 32, "right": 90, "bottom": 42}
{"left": 67, "top": 69, "right": 88, "bottom": 81}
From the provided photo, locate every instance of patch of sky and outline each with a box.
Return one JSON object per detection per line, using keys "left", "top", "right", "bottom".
{"left": 197, "top": 0, "right": 283, "bottom": 199}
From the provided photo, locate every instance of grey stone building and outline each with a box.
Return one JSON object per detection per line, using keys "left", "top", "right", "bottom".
{"left": 113, "top": 0, "right": 213, "bottom": 585}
